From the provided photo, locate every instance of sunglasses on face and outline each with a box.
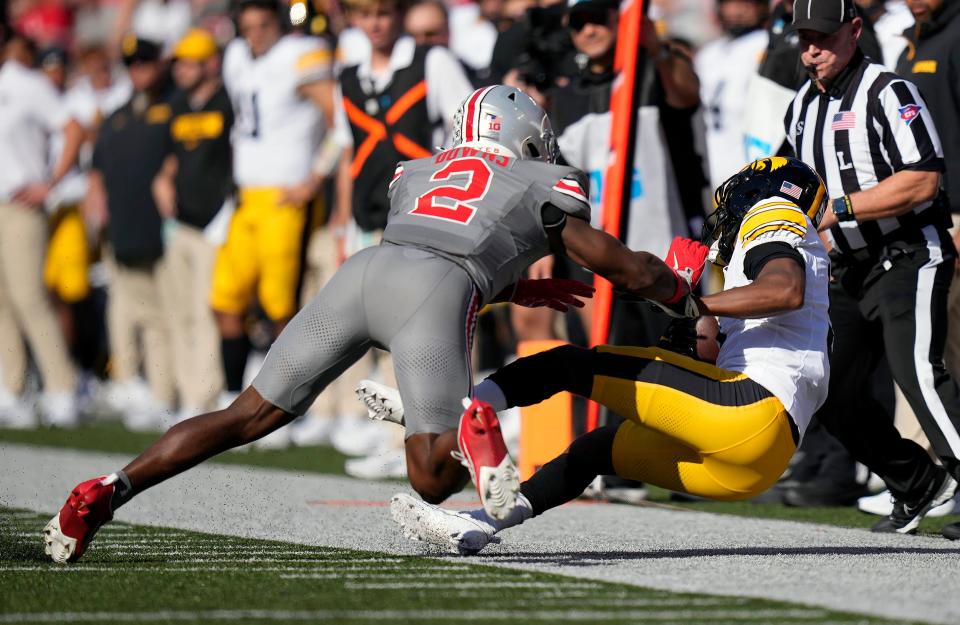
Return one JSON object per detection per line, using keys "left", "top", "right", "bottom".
{"left": 569, "top": 8, "right": 611, "bottom": 32}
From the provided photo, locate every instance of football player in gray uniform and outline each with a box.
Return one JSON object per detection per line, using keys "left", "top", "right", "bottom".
{"left": 43, "top": 86, "right": 696, "bottom": 564}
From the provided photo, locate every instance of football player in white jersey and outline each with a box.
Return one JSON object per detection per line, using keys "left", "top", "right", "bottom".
{"left": 212, "top": 0, "right": 341, "bottom": 412}
{"left": 366, "top": 157, "right": 835, "bottom": 555}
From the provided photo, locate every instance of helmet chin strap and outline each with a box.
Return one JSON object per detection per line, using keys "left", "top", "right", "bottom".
{"left": 457, "top": 140, "right": 519, "bottom": 160}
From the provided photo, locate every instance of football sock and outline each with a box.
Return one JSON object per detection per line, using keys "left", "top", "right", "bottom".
{"left": 104, "top": 470, "right": 134, "bottom": 511}
{"left": 520, "top": 425, "right": 618, "bottom": 516}
{"left": 487, "top": 345, "right": 593, "bottom": 407}
{"left": 473, "top": 379, "right": 508, "bottom": 412}
{"left": 221, "top": 335, "right": 251, "bottom": 392}
{"left": 464, "top": 493, "right": 533, "bottom": 532}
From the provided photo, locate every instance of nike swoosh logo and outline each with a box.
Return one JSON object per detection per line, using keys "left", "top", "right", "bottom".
{"left": 671, "top": 253, "right": 680, "bottom": 271}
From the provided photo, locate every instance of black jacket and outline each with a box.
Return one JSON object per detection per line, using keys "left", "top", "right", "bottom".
{"left": 897, "top": 1, "right": 960, "bottom": 213}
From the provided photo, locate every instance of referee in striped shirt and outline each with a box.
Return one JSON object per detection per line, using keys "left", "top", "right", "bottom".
{"left": 784, "top": 0, "right": 960, "bottom": 535}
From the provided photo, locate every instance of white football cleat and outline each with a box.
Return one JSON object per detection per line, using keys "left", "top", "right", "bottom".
{"left": 858, "top": 489, "right": 954, "bottom": 517}
{"left": 331, "top": 417, "right": 393, "bottom": 457}
{"left": 38, "top": 392, "right": 80, "bottom": 429}
{"left": 290, "top": 416, "right": 336, "bottom": 447}
{"left": 390, "top": 493, "right": 499, "bottom": 556}
{"left": 356, "top": 379, "right": 404, "bottom": 425}
{"left": 345, "top": 448, "right": 408, "bottom": 480}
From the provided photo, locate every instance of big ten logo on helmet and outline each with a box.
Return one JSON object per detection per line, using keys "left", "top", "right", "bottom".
{"left": 484, "top": 112, "right": 501, "bottom": 137}
{"left": 898, "top": 104, "right": 922, "bottom": 126}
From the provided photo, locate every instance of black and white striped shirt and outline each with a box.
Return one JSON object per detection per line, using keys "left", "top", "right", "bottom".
{"left": 784, "top": 51, "right": 946, "bottom": 255}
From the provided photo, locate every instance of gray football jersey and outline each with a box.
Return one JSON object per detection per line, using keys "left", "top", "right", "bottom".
{"left": 382, "top": 147, "right": 591, "bottom": 302}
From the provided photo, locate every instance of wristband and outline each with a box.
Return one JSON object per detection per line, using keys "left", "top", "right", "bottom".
{"left": 832, "top": 195, "right": 855, "bottom": 222}
{"left": 664, "top": 271, "right": 687, "bottom": 305}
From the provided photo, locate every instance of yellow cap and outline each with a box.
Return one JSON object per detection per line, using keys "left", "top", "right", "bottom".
{"left": 173, "top": 29, "right": 217, "bottom": 62}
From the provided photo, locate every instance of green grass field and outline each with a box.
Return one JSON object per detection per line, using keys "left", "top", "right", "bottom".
{"left": 0, "top": 508, "right": 919, "bottom": 625}
{"left": 3, "top": 423, "right": 957, "bottom": 536}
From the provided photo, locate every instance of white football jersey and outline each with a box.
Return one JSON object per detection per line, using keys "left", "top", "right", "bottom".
{"left": 223, "top": 34, "right": 332, "bottom": 188}
{"left": 695, "top": 30, "right": 769, "bottom": 189}
{"left": 715, "top": 196, "right": 831, "bottom": 436}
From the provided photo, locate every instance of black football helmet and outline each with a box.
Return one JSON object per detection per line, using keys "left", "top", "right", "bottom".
{"left": 702, "top": 156, "right": 826, "bottom": 266}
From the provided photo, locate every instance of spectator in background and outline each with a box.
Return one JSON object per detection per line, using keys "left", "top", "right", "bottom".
{"left": 152, "top": 28, "right": 231, "bottom": 421}
{"left": 112, "top": 0, "right": 193, "bottom": 55}
{"left": 695, "top": 0, "right": 769, "bottom": 190}
{"left": 329, "top": 0, "right": 472, "bottom": 473}
{"left": 405, "top": 0, "right": 449, "bottom": 47}
{"left": 0, "top": 31, "right": 83, "bottom": 429}
{"left": 448, "top": 0, "right": 498, "bottom": 77}
{"left": 489, "top": 0, "right": 574, "bottom": 90}
{"left": 87, "top": 35, "right": 176, "bottom": 431}
{"left": 38, "top": 46, "right": 100, "bottom": 395}
{"left": 856, "top": 0, "right": 914, "bottom": 68}
{"left": 213, "top": 0, "right": 337, "bottom": 449}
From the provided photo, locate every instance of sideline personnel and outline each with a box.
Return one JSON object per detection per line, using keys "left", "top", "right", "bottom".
{"left": 784, "top": 0, "right": 959, "bottom": 534}
{"left": 154, "top": 28, "right": 233, "bottom": 418}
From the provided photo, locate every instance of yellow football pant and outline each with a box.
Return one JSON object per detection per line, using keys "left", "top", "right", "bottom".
{"left": 210, "top": 188, "right": 307, "bottom": 321}
{"left": 44, "top": 205, "right": 90, "bottom": 303}
{"left": 591, "top": 346, "right": 797, "bottom": 501}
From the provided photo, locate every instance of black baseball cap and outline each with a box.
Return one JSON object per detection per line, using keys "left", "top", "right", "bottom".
{"left": 789, "top": 0, "right": 858, "bottom": 34}
{"left": 121, "top": 33, "right": 162, "bottom": 66}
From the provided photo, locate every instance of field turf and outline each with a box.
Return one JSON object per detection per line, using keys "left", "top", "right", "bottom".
{"left": 0, "top": 508, "right": 919, "bottom": 624}
{"left": 2, "top": 423, "right": 957, "bottom": 536}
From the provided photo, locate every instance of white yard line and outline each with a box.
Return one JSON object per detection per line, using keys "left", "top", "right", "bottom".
{"left": 3, "top": 443, "right": 960, "bottom": 624}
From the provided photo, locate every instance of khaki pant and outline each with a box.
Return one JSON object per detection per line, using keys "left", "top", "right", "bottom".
{"left": 107, "top": 254, "right": 175, "bottom": 406}
{"left": 0, "top": 201, "right": 75, "bottom": 394}
{"left": 300, "top": 226, "right": 396, "bottom": 421}
{"left": 158, "top": 223, "right": 223, "bottom": 410}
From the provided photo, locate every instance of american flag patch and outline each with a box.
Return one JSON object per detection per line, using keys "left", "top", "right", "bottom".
{"left": 780, "top": 180, "right": 803, "bottom": 200}
{"left": 831, "top": 111, "right": 857, "bottom": 131}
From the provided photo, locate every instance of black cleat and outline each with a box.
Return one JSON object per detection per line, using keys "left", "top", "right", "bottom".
{"left": 871, "top": 470, "right": 958, "bottom": 534}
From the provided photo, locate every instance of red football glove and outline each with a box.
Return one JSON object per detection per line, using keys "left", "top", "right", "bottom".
{"left": 664, "top": 236, "right": 711, "bottom": 290}
{"left": 510, "top": 278, "right": 595, "bottom": 312}
{"left": 646, "top": 237, "right": 710, "bottom": 319}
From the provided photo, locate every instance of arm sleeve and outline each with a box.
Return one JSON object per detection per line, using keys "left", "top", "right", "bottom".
{"left": 548, "top": 169, "right": 592, "bottom": 222}
{"left": 424, "top": 46, "right": 474, "bottom": 131}
{"left": 877, "top": 79, "right": 944, "bottom": 172}
{"left": 743, "top": 241, "right": 805, "bottom": 280}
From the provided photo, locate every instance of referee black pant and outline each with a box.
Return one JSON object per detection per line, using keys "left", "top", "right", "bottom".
{"left": 817, "top": 229, "right": 960, "bottom": 500}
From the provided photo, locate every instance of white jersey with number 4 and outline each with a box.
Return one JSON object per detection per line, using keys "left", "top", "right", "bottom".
{"left": 715, "top": 196, "right": 831, "bottom": 436}
{"left": 223, "top": 34, "right": 332, "bottom": 188}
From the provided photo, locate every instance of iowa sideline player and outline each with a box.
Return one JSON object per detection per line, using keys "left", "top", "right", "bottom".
{"left": 43, "top": 86, "right": 707, "bottom": 563}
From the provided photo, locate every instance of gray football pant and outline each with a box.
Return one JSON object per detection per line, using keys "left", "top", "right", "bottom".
{"left": 253, "top": 244, "right": 479, "bottom": 435}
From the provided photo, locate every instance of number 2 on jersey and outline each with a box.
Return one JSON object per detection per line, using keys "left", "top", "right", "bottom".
{"left": 411, "top": 157, "right": 492, "bottom": 225}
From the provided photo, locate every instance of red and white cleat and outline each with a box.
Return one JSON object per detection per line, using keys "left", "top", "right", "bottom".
{"left": 43, "top": 476, "right": 116, "bottom": 563}
{"left": 455, "top": 398, "right": 520, "bottom": 521}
